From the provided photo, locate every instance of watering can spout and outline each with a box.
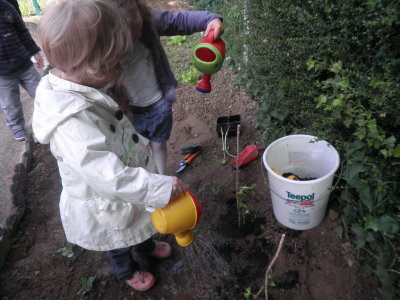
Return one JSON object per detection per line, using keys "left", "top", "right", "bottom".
{"left": 151, "top": 190, "right": 201, "bottom": 247}
{"left": 175, "top": 230, "right": 195, "bottom": 247}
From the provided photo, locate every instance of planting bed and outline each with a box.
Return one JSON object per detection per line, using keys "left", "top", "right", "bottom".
{"left": 0, "top": 66, "right": 379, "bottom": 299}
{"left": 0, "top": 1, "right": 379, "bottom": 299}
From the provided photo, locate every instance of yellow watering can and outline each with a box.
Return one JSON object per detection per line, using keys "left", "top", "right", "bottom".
{"left": 151, "top": 190, "right": 202, "bottom": 247}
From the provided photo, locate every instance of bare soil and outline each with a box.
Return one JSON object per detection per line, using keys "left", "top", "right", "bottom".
{"left": 0, "top": 1, "right": 379, "bottom": 299}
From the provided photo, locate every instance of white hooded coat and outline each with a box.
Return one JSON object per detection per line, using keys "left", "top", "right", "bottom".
{"left": 32, "top": 73, "right": 173, "bottom": 251}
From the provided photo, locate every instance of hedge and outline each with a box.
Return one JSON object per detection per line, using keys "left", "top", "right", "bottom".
{"left": 189, "top": 0, "right": 400, "bottom": 297}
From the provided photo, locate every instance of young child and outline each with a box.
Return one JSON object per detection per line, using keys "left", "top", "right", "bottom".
{"left": 111, "top": 0, "right": 224, "bottom": 175}
{"left": 0, "top": 0, "right": 44, "bottom": 141}
{"left": 33, "top": 0, "right": 186, "bottom": 292}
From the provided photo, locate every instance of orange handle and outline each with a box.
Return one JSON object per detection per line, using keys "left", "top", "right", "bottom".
{"left": 186, "top": 151, "right": 200, "bottom": 164}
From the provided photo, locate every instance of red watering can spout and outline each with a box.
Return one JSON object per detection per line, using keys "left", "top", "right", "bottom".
{"left": 195, "top": 74, "right": 212, "bottom": 93}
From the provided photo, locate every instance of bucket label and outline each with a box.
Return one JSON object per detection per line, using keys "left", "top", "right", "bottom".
{"left": 286, "top": 191, "right": 315, "bottom": 207}
{"left": 289, "top": 208, "right": 310, "bottom": 224}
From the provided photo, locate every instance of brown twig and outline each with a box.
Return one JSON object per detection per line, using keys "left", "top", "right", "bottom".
{"left": 265, "top": 234, "right": 285, "bottom": 299}
{"left": 236, "top": 124, "right": 241, "bottom": 228}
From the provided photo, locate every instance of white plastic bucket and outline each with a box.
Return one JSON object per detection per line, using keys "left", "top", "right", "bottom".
{"left": 262, "top": 135, "right": 340, "bottom": 230}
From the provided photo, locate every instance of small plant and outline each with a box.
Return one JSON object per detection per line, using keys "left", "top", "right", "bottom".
{"left": 167, "top": 35, "right": 187, "bottom": 46}
{"left": 237, "top": 185, "right": 255, "bottom": 225}
{"left": 57, "top": 242, "right": 75, "bottom": 259}
{"left": 180, "top": 68, "right": 200, "bottom": 85}
{"left": 237, "top": 184, "right": 256, "bottom": 197}
{"left": 239, "top": 201, "right": 250, "bottom": 224}
{"left": 77, "top": 276, "right": 96, "bottom": 296}
{"left": 268, "top": 272, "right": 276, "bottom": 287}
{"left": 243, "top": 286, "right": 263, "bottom": 299}
{"left": 219, "top": 158, "right": 228, "bottom": 165}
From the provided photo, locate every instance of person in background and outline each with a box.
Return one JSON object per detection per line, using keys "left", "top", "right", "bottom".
{"left": 109, "top": 0, "right": 224, "bottom": 175}
{"left": 33, "top": 0, "right": 186, "bottom": 292}
{"left": 0, "top": 0, "right": 44, "bottom": 141}
{"left": 6, "top": 0, "right": 22, "bottom": 17}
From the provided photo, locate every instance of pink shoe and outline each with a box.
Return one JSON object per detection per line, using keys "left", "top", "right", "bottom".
{"left": 150, "top": 241, "right": 172, "bottom": 259}
{"left": 125, "top": 271, "right": 156, "bottom": 291}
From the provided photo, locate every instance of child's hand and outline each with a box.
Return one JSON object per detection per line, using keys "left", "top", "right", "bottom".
{"left": 170, "top": 177, "right": 186, "bottom": 199}
{"left": 33, "top": 53, "right": 44, "bottom": 69}
{"left": 204, "top": 18, "right": 224, "bottom": 41}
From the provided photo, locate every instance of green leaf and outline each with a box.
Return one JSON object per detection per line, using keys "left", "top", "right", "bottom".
{"left": 330, "top": 61, "right": 343, "bottom": 73}
{"left": 378, "top": 216, "right": 399, "bottom": 233}
{"left": 344, "top": 162, "right": 364, "bottom": 180}
{"left": 356, "top": 235, "right": 366, "bottom": 248}
{"left": 366, "top": 232, "right": 375, "bottom": 242}
{"left": 364, "top": 216, "right": 379, "bottom": 232}
{"left": 316, "top": 94, "right": 327, "bottom": 108}
{"left": 383, "top": 136, "right": 396, "bottom": 148}
{"left": 379, "top": 149, "right": 388, "bottom": 157}
{"left": 306, "top": 59, "right": 315, "bottom": 70}
{"left": 332, "top": 98, "right": 342, "bottom": 106}
{"left": 359, "top": 186, "right": 373, "bottom": 212}
{"left": 354, "top": 128, "right": 366, "bottom": 140}
{"left": 392, "top": 144, "right": 400, "bottom": 157}
{"left": 351, "top": 223, "right": 363, "bottom": 236}
{"left": 339, "top": 77, "right": 349, "bottom": 89}
{"left": 350, "top": 140, "right": 366, "bottom": 151}
{"left": 243, "top": 287, "right": 251, "bottom": 299}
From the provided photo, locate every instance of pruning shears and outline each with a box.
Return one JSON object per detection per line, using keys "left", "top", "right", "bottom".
{"left": 175, "top": 151, "right": 200, "bottom": 173}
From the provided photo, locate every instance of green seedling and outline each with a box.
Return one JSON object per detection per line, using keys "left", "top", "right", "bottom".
{"left": 167, "top": 35, "right": 186, "bottom": 46}
{"left": 243, "top": 286, "right": 263, "bottom": 299}
{"left": 239, "top": 201, "right": 250, "bottom": 224}
{"left": 57, "top": 242, "right": 75, "bottom": 259}
{"left": 268, "top": 272, "right": 276, "bottom": 287}
{"left": 77, "top": 276, "right": 96, "bottom": 296}
{"left": 219, "top": 158, "right": 228, "bottom": 165}
{"left": 237, "top": 184, "right": 256, "bottom": 197}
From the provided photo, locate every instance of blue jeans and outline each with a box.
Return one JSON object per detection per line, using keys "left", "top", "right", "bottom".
{"left": 107, "top": 238, "right": 155, "bottom": 281}
{"left": 0, "top": 65, "right": 41, "bottom": 133}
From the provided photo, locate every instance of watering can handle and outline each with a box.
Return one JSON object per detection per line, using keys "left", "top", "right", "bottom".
{"left": 205, "top": 29, "right": 215, "bottom": 43}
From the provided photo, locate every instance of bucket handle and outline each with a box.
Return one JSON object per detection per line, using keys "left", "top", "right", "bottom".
{"left": 260, "top": 156, "right": 343, "bottom": 202}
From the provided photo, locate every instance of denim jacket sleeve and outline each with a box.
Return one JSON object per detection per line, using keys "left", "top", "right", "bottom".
{"left": 152, "top": 9, "right": 222, "bottom": 36}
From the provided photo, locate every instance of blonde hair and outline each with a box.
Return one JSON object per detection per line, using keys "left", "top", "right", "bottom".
{"left": 38, "top": 0, "right": 132, "bottom": 82}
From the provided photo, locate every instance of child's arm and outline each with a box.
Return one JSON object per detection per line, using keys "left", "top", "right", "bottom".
{"left": 152, "top": 9, "right": 223, "bottom": 37}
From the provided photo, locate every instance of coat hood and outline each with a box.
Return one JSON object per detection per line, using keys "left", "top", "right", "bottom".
{"left": 33, "top": 73, "right": 118, "bottom": 144}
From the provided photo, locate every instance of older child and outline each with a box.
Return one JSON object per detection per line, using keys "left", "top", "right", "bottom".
{"left": 33, "top": 0, "right": 186, "bottom": 292}
{"left": 111, "top": 0, "right": 224, "bottom": 175}
{"left": 0, "top": 0, "right": 44, "bottom": 141}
